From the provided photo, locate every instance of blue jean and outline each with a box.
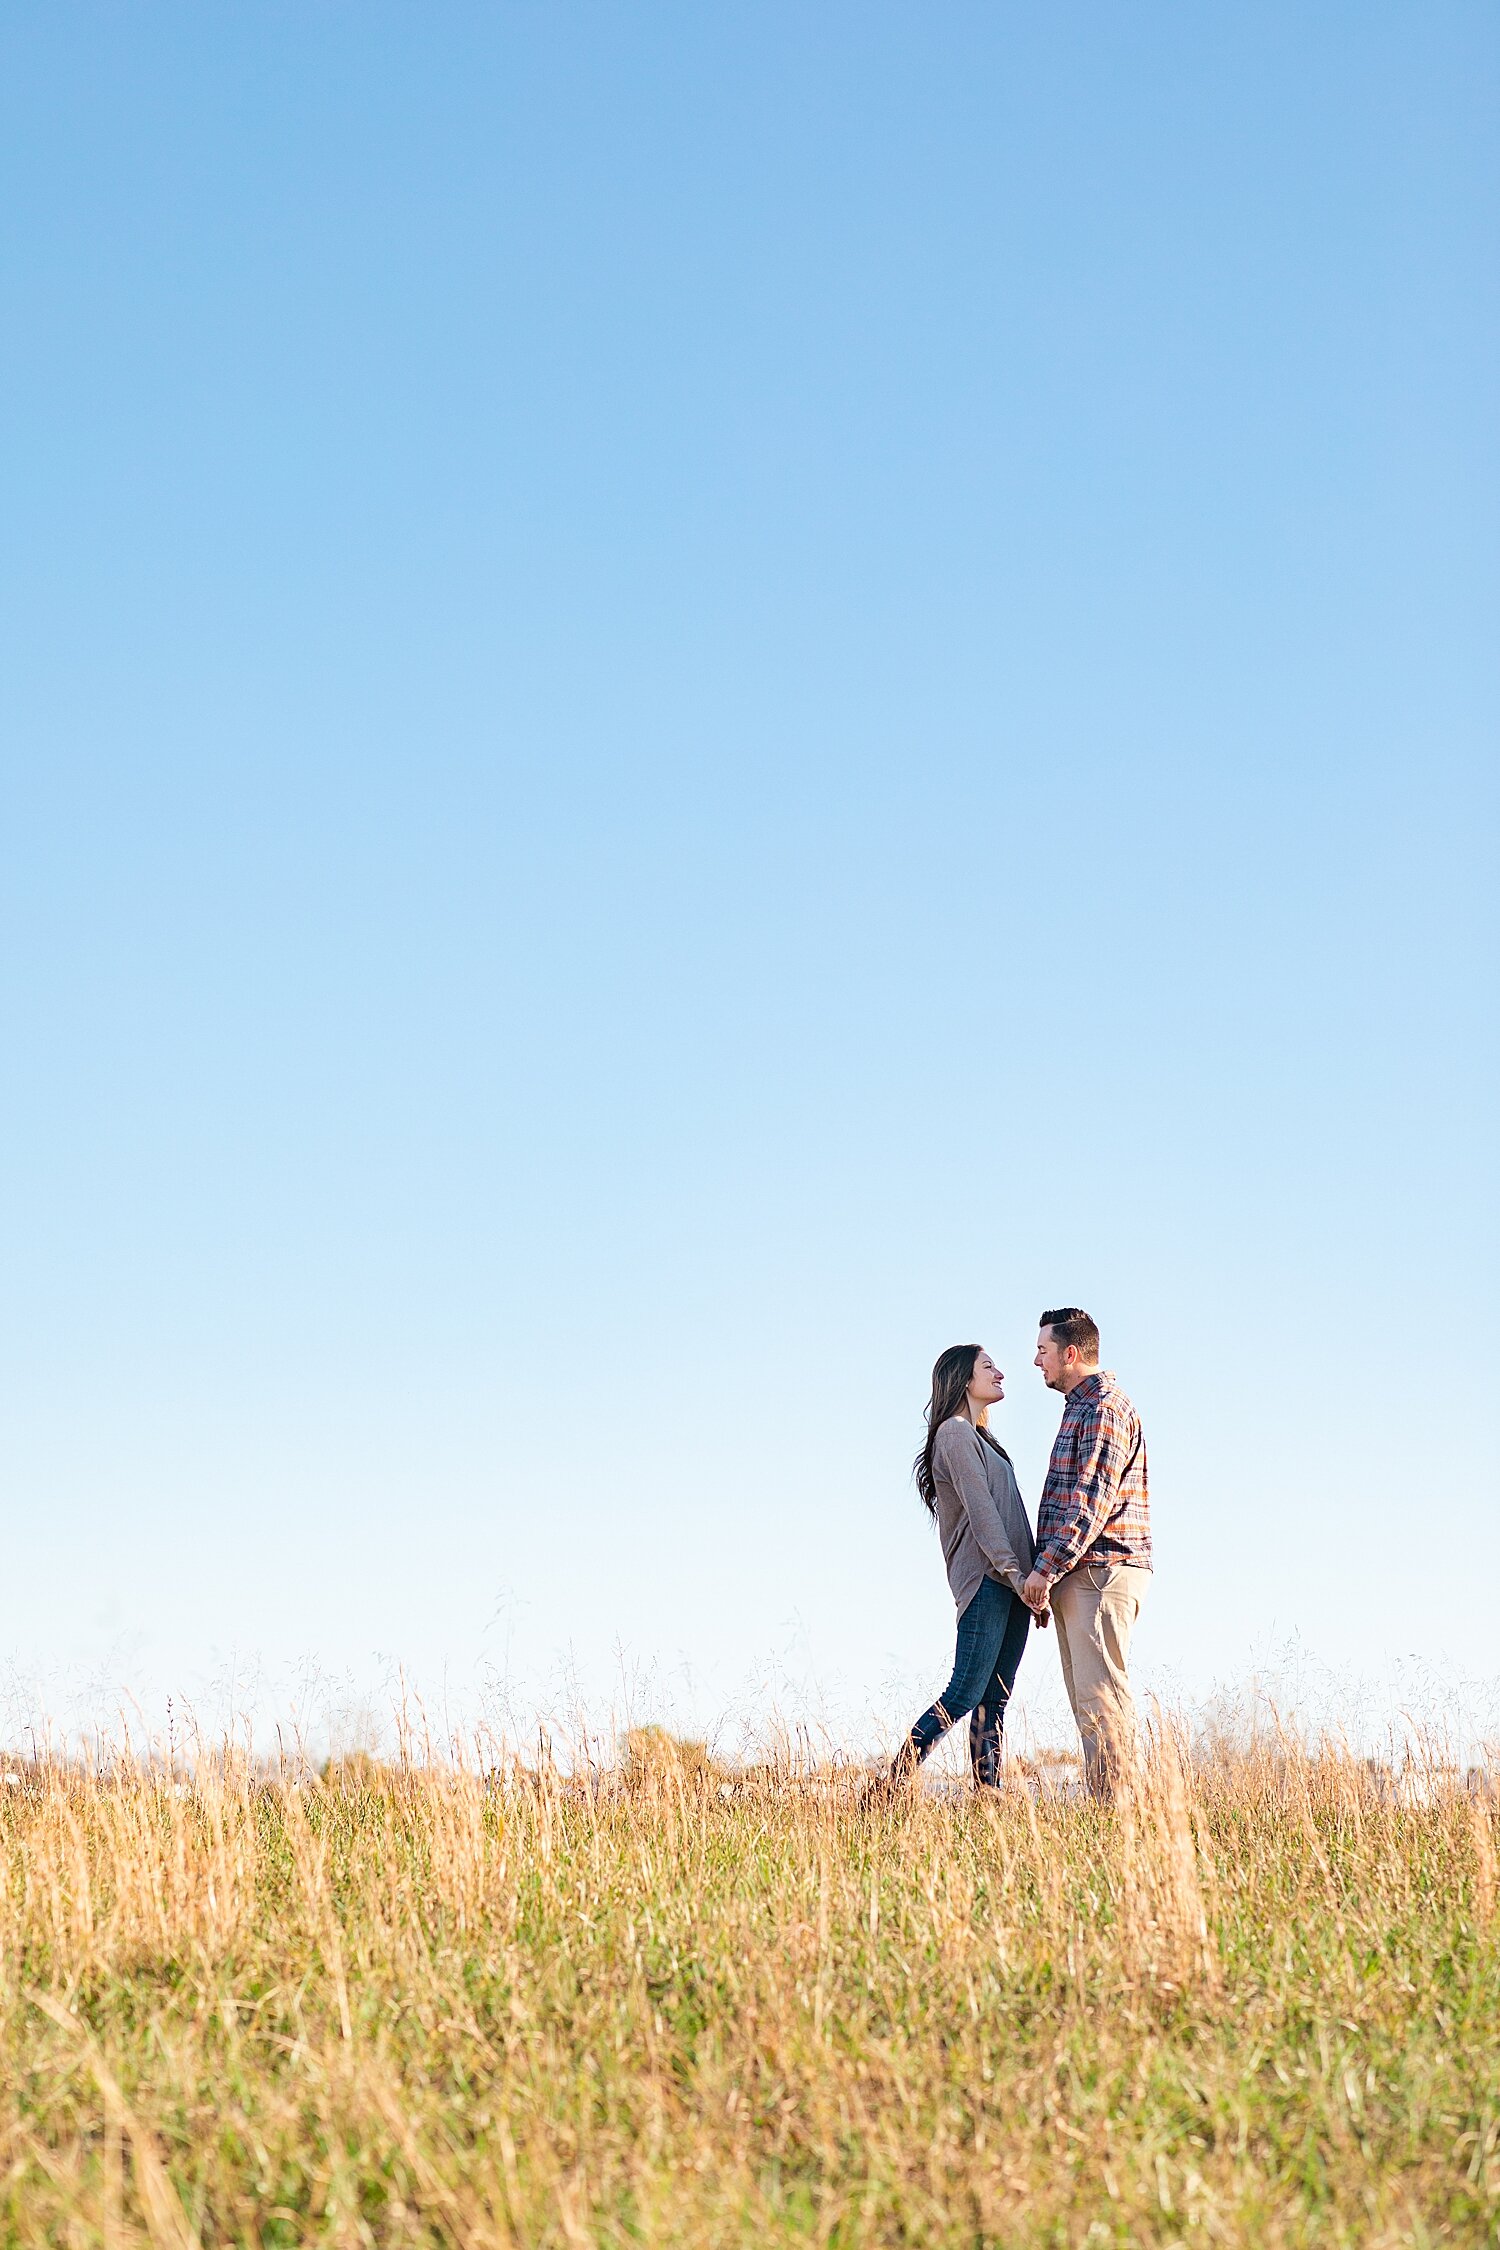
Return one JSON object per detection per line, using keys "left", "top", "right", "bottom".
{"left": 898, "top": 1578, "right": 1031, "bottom": 1787}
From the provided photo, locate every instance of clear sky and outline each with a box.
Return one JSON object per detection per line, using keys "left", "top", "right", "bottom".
{"left": 2, "top": 4, "right": 1496, "bottom": 1757}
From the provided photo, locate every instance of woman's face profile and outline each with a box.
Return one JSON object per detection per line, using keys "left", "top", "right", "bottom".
{"left": 968, "top": 1351, "right": 1005, "bottom": 1407}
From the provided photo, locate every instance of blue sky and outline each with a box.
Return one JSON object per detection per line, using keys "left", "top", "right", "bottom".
{"left": 2, "top": 4, "right": 1495, "bottom": 1752}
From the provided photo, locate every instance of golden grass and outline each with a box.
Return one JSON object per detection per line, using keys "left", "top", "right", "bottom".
{"left": 0, "top": 1728, "right": 1496, "bottom": 2246}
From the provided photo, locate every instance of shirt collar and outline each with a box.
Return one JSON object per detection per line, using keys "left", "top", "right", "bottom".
{"left": 1065, "top": 1370, "right": 1112, "bottom": 1410}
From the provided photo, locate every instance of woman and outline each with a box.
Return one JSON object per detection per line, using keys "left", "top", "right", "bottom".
{"left": 891, "top": 1343, "right": 1043, "bottom": 1790}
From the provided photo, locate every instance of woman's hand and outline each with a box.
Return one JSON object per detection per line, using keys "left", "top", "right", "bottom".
{"left": 1020, "top": 1570, "right": 1052, "bottom": 1626}
{"left": 1020, "top": 1568, "right": 1051, "bottom": 1616}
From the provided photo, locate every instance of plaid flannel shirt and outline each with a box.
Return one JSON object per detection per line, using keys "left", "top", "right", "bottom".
{"left": 1033, "top": 1371, "right": 1152, "bottom": 1586}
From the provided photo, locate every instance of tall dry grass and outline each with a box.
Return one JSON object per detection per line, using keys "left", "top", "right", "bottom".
{"left": 0, "top": 1726, "right": 1495, "bottom": 2245}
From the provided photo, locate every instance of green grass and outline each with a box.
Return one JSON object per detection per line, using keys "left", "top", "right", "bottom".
{"left": 0, "top": 1737, "right": 1496, "bottom": 2245}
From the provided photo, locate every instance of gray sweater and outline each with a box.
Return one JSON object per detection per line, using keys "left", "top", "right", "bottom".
{"left": 930, "top": 1416, "right": 1036, "bottom": 1613}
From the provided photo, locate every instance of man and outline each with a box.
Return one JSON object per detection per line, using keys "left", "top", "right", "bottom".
{"left": 1019, "top": 1309, "right": 1151, "bottom": 1797}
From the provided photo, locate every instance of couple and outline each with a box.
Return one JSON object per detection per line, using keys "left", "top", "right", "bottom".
{"left": 892, "top": 1308, "right": 1152, "bottom": 1800}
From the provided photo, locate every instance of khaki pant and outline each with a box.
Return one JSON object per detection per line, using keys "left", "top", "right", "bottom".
{"left": 1049, "top": 1562, "right": 1151, "bottom": 1797}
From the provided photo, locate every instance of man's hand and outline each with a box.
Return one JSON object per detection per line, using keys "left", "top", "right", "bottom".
{"left": 1020, "top": 1569, "right": 1051, "bottom": 1618}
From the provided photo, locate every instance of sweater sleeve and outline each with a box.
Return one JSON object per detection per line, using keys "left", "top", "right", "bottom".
{"left": 933, "top": 1423, "right": 1028, "bottom": 1595}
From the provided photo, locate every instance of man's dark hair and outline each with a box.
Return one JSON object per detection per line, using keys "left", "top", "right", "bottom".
{"left": 1039, "top": 1307, "right": 1100, "bottom": 1362}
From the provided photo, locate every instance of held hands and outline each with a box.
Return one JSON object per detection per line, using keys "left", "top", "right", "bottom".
{"left": 1020, "top": 1569, "right": 1052, "bottom": 1628}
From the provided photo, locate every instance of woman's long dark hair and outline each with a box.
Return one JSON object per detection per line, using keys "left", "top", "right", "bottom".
{"left": 913, "top": 1344, "right": 1011, "bottom": 1517}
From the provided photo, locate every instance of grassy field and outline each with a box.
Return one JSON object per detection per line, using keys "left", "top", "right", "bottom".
{"left": 0, "top": 1728, "right": 1496, "bottom": 2247}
